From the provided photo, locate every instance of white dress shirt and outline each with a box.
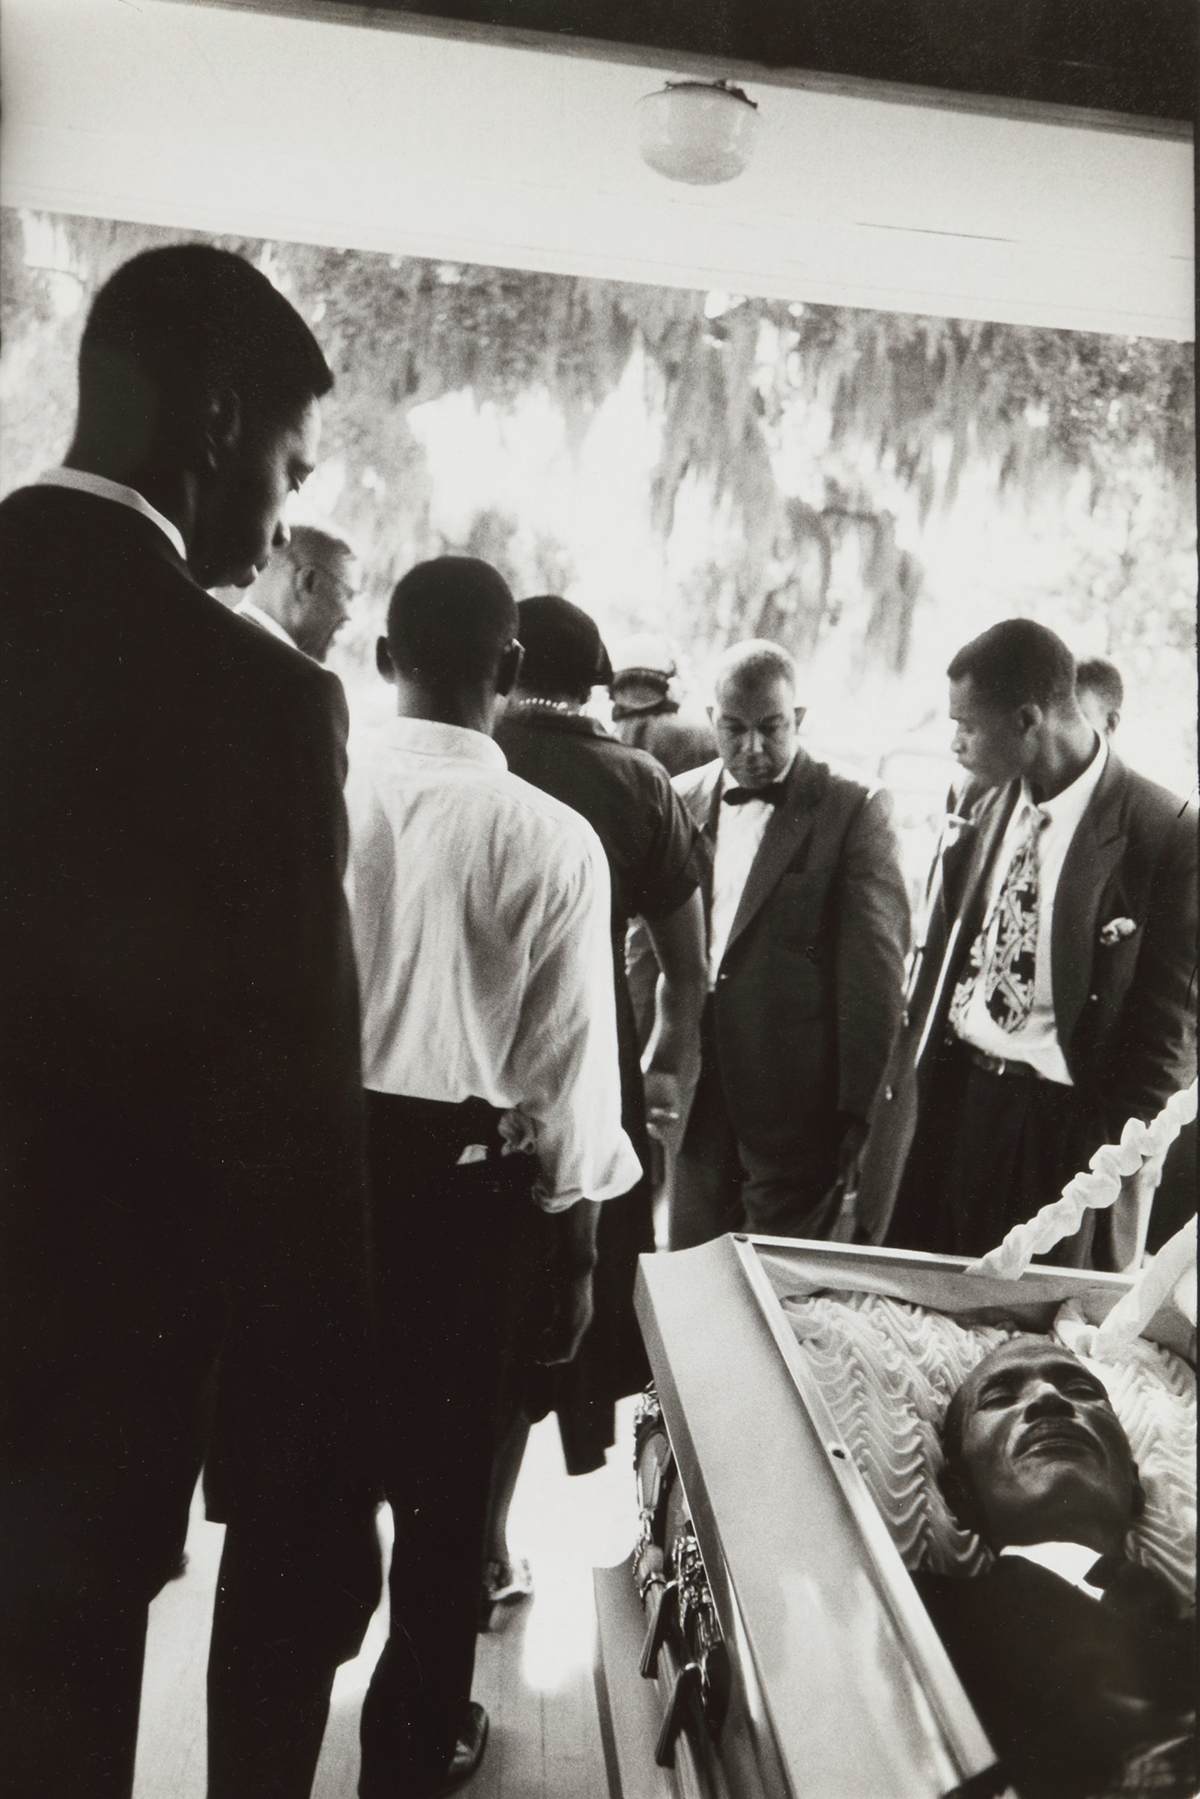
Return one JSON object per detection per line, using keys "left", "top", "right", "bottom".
{"left": 953, "top": 734, "right": 1108, "bottom": 1082}
{"left": 707, "top": 763, "right": 791, "bottom": 986}
{"left": 234, "top": 598, "right": 297, "bottom": 648}
{"left": 37, "top": 467, "right": 187, "bottom": 562}
{"left": 345, "top": 716, "right": 641, "bottom": 1211}
{"left": 999, "top": 1540, "right": 1108, "bottom": 1600}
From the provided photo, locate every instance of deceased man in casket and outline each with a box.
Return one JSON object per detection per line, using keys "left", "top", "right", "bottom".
{"left": 915, "top": 1337, "right": 1195, "bottom": 1799}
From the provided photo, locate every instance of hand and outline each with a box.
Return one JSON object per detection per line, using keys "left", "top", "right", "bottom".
{"left": 643, "top": 1068, "right": 688, "bottom": 1161}
{"left": 837, "top": 1116, "right": 869, "bottom": 1187}
{"left": 498, "top": 1108, "right": 538, "bottom": 1157}
{"left": 536, "top": 1267, "right": 595, "bottom": 1366}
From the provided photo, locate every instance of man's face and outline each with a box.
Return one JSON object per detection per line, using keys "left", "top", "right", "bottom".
{"left": 948, "top": 675, "right": 1033, "bottom": 789}
{"left": 948, "top": 1339, "right": 1141, "bottom": 1551}
{"left": 292, "top": 551, "right": 361, "bottom": 663}
{"left": 192, "top": 395, "right": 320, "bottom": 591}
{"left": 711, "top": 671, "right": 801, "bottom": 789}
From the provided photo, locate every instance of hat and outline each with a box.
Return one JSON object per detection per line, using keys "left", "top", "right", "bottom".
{"left": 516, "top": 596, "right": 613, "bottom": 694}
{"left": 610, "top": 632, "right": 677, "bottom": 687}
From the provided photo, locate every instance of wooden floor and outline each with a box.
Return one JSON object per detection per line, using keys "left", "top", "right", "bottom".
{"left": 132, "top": 1401, "right": 640, "bottom": 1799}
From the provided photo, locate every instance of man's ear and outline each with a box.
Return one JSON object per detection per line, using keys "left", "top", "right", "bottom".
{"left": 706, "top": 703, "right": 716, "bottom": 725}
{"left": 794, "top": 706, "right": 807, "bottom": 727}
{"left": 199, "top": 386, "right": 242, "bottom": 473}
{"left": 375, "top": 636, "right": 396, "bottom": 684}
{"left": 1130, "top": 1463, "right": 1146, "bottom": 1522}
{"left": 937, "top": 1459, "right": 984, "bottom": 1536}
{"left": 1015, "top": 702, "right": 1043, "bottom": 739}
{"left": 495, "top": 640, "right": 522, "bottom": 698}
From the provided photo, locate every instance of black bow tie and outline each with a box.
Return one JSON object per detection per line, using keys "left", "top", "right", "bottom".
{"left": 723, "top": 782, "right": 786, "bottom": 807}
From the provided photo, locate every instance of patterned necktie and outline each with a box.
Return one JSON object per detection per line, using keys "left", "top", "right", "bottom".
{"left": 982, "top": 806, "right": 1047, "bottom": 1032}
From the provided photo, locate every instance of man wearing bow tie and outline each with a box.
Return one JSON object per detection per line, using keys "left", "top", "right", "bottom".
{"left": 916, "top": 1337, "right": 1196, "bottom": 1799}
{"left": 857, "top": 619, "right": 1197, "bottom": 1268}
{"left": 662, "top": 640, "right": 909, "bottom": 1246}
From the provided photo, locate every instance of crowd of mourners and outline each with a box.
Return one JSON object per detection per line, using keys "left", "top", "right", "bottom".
{"left": 1, "top": 245, "right": 1195, "bottom": 1799}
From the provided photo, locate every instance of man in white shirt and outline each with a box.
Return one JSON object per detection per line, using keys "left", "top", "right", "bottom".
{"left": 234, "top": 522, "right": 361, "bottom": 662}
{"left": 345, "top": 555, "right": 638, "bottom": 1799}
{"left": 858, "top": 619, "right": 1197, "bottom": 1266}
{"left": 916, "top": 1337, "right": 1195, "bottom": 1799}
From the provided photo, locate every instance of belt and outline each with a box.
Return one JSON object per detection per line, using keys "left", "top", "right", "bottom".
{"left": 948, "top": 1036, "right": 1048, "bottom": 1081}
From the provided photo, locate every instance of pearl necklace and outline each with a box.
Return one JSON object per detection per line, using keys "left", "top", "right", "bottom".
{"left": 511, "top": 696, "right": 581, "bottom": 716}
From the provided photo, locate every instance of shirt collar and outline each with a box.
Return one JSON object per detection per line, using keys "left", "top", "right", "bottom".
{"left": 37, "top": 468, "right": 188, "bottom": 563}
{"left": 234, "top": 598, "right": 297, "bottom": 649}
{"left": 1019, "top": 731, "right": 1108, "bottom": 827}
{"left": 1000, "top": 1540, "right": 1107, "bottom": 1597}
{"left": 387, "top": 715, "right": 507, "bottom": 769}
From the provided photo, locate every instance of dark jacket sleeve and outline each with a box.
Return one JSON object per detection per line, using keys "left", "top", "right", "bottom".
{"left": 205, "top": 659, "right": 372, "bottom": 1524}
{"left": 834, "top": 787, "right": 911, "bottom": 1120}
{"left": 1098, "top": 801, "right": 1198, "bottom": 1130}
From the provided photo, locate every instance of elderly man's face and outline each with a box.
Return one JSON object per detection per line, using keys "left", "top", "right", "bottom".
{"left": 294, "top": 551, "right": 361, "bottom": 663}
{"left": 711, "top": 670, "right": 801, "bottom": 790}
{"left": 947, "top": 1339, "right": 1141, "bottom": 1551}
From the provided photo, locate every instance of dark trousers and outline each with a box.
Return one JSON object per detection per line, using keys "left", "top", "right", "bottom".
{"left": 359, "top": 1091, "right": 533, "bottom": 1798}
{"left": 0, "top": 1294, "right": 217, "bottom": 1799}
{"left": 670, "top": 999, "right": 842, "bottom": 1246}
{"left": 888, "top": 1041, "right": 1107, "bottom": 1265}
{"left": 0, "top": 1289, "right": 379, "bottom": 1799}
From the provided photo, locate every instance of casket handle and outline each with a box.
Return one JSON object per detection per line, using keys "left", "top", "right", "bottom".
{"left": 654, "top": 1659, "right": 703, "bottom": 1768}
{"left": 640, "top": 1577, "right": 678, "bottom": 1678}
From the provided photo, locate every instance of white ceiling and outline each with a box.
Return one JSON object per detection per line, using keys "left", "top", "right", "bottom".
{"left": 1, "top": 0, "right": 1193, "bottom": 339}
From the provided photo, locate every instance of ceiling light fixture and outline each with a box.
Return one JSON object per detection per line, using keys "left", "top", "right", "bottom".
{"left": 637, "top": 80, "right": 760, "bottom": 186}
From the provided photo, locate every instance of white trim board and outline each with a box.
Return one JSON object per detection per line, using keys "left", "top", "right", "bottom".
{"left": 2, "top": 0, "right": 1193, "bottom": 338}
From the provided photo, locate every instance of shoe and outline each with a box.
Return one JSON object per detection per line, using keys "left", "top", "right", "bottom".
{"left": 421, "top": 1702, "right": 489, "bottom": 1799}
{"left": 482, "top": 1556, "right": 533, "bottom": 1607}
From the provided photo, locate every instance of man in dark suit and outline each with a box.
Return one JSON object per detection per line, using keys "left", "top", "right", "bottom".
{"left": 857, "top": 620, "right": 1197, "bottom": 1267}
{"left": 0, "top": 246, "right": 380, "bottom": 1799}
{"left": 916, "top": 1337, "right": 1196, "bottom": 1799}
{"left": 663, "top": 639, "right": 910, "bottom": 1245}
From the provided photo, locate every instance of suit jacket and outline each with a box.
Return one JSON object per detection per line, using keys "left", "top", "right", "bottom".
{"left": 856, "top": 753, "right": 1198, "bottom": 1243}
{"left": 0, "top": 485, "right": 373, "bottom": 1576}
{"left": 915, "top": 1558, "right": 1196, "bottom": 1799}
{"left": 675, "top": 752, "right": 909, "bottom": 1159}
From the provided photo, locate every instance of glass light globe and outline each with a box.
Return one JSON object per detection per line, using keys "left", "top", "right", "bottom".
{"left": 637, "top": 81, "right": 760, "bottom": 186}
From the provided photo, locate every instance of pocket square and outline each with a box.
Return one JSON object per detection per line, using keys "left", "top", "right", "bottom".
{"left": 457, "top": 1143, "right": 488, "bottom": 1166}
{"left": 1098, "top": 915, "right": 1137, "bottom": 946}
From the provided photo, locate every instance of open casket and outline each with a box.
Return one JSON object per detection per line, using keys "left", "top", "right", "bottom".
{"left": 593, "top": 1236, "right": 1196, "bottom": 1799}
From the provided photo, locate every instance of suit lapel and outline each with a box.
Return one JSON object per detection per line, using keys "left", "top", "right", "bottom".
{"left": 675, "top": 761, "right": 723, "bottom": 926}
{"left": 1052, "top": 754, "right": 1128, "bottom": 1051}
{"left": 723, "top": 755, "right": 822, "bottom": 959}
{"left": 911, "top": 783, "right": 1016, "bottom": 1064}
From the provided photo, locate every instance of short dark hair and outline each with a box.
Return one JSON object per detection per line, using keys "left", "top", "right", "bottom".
{"left": 1076, "top": 656, "right": 1124, "bottom": 713}
{"left": 947, "top": 620, "right": 1076, "bottom": 713}
{"left": 386, "top": 556, "right": 517, "bottom": 686}
{"left": 79, "top": 245, "right": 333, "bottom": 440}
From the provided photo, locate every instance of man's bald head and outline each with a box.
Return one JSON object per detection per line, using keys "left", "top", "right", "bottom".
{"left": 709, "top": 639, "right": 803, "bottom": 791}
{"left": 940, "top": 1337, "right": 1143, "bottom": 1556}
